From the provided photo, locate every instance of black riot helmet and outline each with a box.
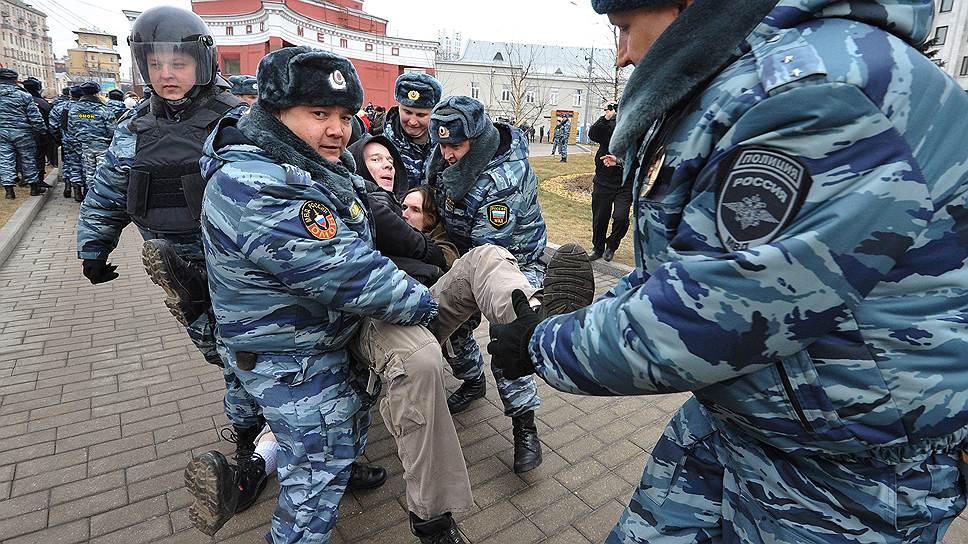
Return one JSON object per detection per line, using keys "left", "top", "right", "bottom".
{"left": 128, "top": 6, "right": 218, "bottom": 91}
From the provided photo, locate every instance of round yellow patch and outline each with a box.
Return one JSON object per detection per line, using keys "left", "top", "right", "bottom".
{"left": 438, "top": 126, "right": 450, "bottom": 139}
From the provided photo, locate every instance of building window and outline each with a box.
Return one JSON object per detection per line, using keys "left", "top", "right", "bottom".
{"left": 365, "top": 43, "right": 373, "bottom": 52}
{"left": 246, "top": 24, "right": 252, "bottom": 34}
{"left": 574, "top": 89, "right": 582, "bottom": 107}
{"left": 318, "top": 32, "right": 326, "bottom": 43}
{"left": 223, "top": 55, "right": 240, "bottom": 75}
{"left": 960, "top": 56, "right": 968, "bottom": 77}
{"left": 260, "top": 22, "right": 265, "bottom": 32}
{"left": 226, "top": 26, "right": 233, "bottom": 36}
{"left": 470, "top": 81, "right": 480, "bottom": 99}
{"left": 391, "top": 47, "right": 399, "bottom": 56}
{"left": 934, "top": 26, "right": 948, "bottom": 45}
{"left": 550, "top": 88, "right": 559, "bottom": 105}
{"left": 340, "top": 37, "right": 348, "bottom": 48}
{"left": 940, "top": 0, "right": 953, "bottom": 12}
{"left": 525, "top": 88, "right": 535, "bottom": 104}
{"left": 297, "top": 26, "right": 304, "bottom": 37}
{"left": 501, "top": 85, "right": 512, "bottom": 102}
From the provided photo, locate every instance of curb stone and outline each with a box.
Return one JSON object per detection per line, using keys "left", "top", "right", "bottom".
{"left": 0, "top": 167, "right": 59, "bottom": 267}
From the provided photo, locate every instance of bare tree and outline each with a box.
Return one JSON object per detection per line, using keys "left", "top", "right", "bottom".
{"left": 489, "top": 43, "right": 557, "bottom": 129}
{"left": 918, "top": 37, "right": 945, "bottom": 68}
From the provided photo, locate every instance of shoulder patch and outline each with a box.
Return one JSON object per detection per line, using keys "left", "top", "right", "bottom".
{"left": 715, "top": 147, "right": 811, "bottom": 251}
{"left": 487, "top": 202, "right": 511, "bottom": 229}
{"left": 299, "top": 201, "right": 338, "bottom": 240}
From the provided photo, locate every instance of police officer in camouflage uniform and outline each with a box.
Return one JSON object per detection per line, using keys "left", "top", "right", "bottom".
{"left": 228, "top": 74, "right": 258, "bottom": 106}
{"left": 74, "top": 7, "right": 274, "bottom": 529}
{"left": 105, "top": 89, "right": 129, "bottom": 121}
{"left": 488, "top": 0, "right": 968, "bottom": 542}
{"left": 552, "top": 116, "right": 570, "bottom": 163}
{"left": 67, "top": 82, "right": 115, "bottom": 202}
{"left": 0, "top": 68, "right": 47, "bottom": 199}
{"left": 22, "top": 77, "right": 54, "bottom": 180}
{"left": 195, "top": 46, "right": 438, "bottom": 544}
{"left": 49, "top": 86, "right": 82, "bottom": 198}
{"left": 426, "top": 96, "right": 548, "bottom": 473}
{"left": 375, "top": 73, "right": 442, "bottom": 188}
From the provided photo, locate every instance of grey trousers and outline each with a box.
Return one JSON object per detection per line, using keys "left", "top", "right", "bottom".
{"left": 351, "top": 245, "right": 538, "bottom": 519}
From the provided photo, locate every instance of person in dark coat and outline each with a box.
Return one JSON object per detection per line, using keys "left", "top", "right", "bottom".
{"left": 348, "top": 133, "right": 447, "bottom": 285}
{"left": 21, "top": 77, "right": 53, "bottom": 183}
{"left": 587, "top": 100, "right": 630, "bottom": 261}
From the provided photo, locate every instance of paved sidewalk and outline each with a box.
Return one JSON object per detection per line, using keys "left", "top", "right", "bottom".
{"left": 1, "top": 193, "right": 967, "bottom": 543}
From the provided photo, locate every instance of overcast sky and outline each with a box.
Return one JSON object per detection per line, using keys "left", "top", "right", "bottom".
{"left": 37, "top": 0, "right": 616, "bottom": 77}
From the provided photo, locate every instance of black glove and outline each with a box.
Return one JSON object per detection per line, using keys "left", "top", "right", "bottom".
{"left": 487, "top": 289, "right": 542, "bottom": 380}
{"left": 82, "top": 259, "right": 119, "bottom": 285}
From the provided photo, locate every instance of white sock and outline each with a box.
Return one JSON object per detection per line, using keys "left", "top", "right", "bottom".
{"left": 255, "top": 439, "right": 278, "bottom": 475}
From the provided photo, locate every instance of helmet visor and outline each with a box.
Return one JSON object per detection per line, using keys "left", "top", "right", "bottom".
{"left": 132, "top": 40, "right": 213, "bottom": 90}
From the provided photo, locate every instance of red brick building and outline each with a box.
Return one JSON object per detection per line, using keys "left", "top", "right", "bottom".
{"left": 190, "top": 0, "right": 437, "bottom": 107}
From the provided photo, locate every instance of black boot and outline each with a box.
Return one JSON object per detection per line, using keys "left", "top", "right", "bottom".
{"left": 447, "top": 374, "right": 486, "bottom": 414}
{"left": 511, "top": 411, "right": 542, "bottom": 473}
{"left": 142, "top": 239, "right": 210, "bottom": 326}
{"left": 36, "top": 180, "right": 52, "bottom": 189}
{"left": 184, "top": 450, "right": 268, "bottom": 536}
{"left": 72, "top": 186, "right": 83, "bottom": 202}
{"left": 541, "top": 243, "right": 595, "bottom": 317}
{"left": 218, "top": 425, "right": 269, "bottom": 513}
{"left": 63, "top": 182, "right": 72, "bottom": 198}
{"left": 29, "top": 183, "right": 46, "bottom": 196}
{"left": 3, "top": 186, "right": 14, "bottom": 200}
{"left": 348, "top": 461, "right": 387, "bottom": 490}
{"left": 410, "top": 512, "right": 466, "bottom": 544}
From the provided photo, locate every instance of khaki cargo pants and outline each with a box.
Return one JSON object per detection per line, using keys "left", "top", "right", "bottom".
{"left": 351, "top": 245, "right": 539, "bottom": 519}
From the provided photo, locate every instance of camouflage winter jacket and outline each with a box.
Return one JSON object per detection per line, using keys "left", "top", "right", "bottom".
{"left": 0, "top": 83, "right": 45, "bottom": 135}
{"left": 67, "top": 97, "right": 115, "bottom": 149}
{"left": 199, "top": 115, "right": 437, "bottom": 364}
{"left": 530, "top": 0, "right": 968, "bottom": 461}
{"left": 428, "top": 123, "right": 547, "bottom": 268}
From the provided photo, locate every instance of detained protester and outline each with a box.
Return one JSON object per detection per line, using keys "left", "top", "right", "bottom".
{"left": 427, "top": 96, "right": 566, "bottom": 473}
{"left": 374, "top": 72, "right": 442, "bottom": 188}
{"left": 487, "top": 0, "right": 968, "bottom": 542}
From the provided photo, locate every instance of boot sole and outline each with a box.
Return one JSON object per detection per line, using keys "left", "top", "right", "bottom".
{"left": 142, "top": 241, "right": 193, "bottom": 326}
{"left": 543, "top": 243, "right": 595, "bottom": 317}
{"left": 185, "top": 453, "right": 237, "bottom": 536}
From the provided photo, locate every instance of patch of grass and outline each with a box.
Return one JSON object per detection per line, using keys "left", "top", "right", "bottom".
{"left": 0, "top": 186, "right": 32, "bottom": 230}
{"left": 531, "top": 153, "right": 635, "bottom": 267}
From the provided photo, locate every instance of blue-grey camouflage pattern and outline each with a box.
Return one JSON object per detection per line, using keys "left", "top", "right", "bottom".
{"left": 105, "top": 98, "right": 128, "bottom": 121}
{"left": 67, "top": 98, "right": 115, "bottom": 190}
{"left": 75, "top": 102, "right": 262, "bottom": 434}
{"left": 432, "top": 124, "right": 547, "bottom": 416}
{"left": 446, "top": 261, "right": 545, "bottom": 417}
{"left": 0, "top": 82, "right": 45, "bottom": 186}
{"left": 383, "top": 106, "right": 433, "bottom": 188}
{"left": 529, "top": 1, "right": 968, "bottom": 542}
{"left": 199, "top": 119, "right": 437, "bottom": 543}
{"left": 49, "top": 98, "right": 81, "bottom": 188}
{"left": 553, "top": 119, "right": 570, "bottom": 161}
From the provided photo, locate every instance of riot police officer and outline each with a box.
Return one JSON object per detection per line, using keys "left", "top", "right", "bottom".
{"left": 74, "top": 4, "right": 269, "bottom": 522}
{"left": 0, "top": 68, "right": 46, "bottom": 199}
{"left": 67, "top": 82, "right": 115, "bottom": 202}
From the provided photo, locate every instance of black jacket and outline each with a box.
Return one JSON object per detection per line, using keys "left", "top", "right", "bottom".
{"left": 348, "top": 134, "right": 446, "bottom": 285}
{"left": 588, "top": 115, "right": 623, "bottom": 187}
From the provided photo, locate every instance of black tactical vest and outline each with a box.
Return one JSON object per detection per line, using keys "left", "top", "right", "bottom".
{"left": 125, "top": 91, "right": 239, "bottom": 234}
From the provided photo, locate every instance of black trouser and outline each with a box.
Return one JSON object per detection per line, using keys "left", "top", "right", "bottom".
{"left": 591, "top": 181, "right": 633, "bottom": 253}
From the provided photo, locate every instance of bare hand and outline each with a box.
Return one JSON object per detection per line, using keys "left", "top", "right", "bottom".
{"left": 604, "top": 109, "right": 616, "bottom": 121}
{"left": 601, "top": 154, "right": 618, "bottom": 167}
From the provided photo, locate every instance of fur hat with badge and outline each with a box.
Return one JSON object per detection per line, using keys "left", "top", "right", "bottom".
{"left": 0, "top": 68, "right": 17, "bottom": 83}
{"left": 80, "top": 81, "right": 100, "bottom": 95}
{"left": 394, "top": 73, "right": 442, "bottom": 109}
{"left": 228, "top": 75, "right": 258, "bottom": 96}
{"left": 429, "top": 96, "right": 490, "bottom": 144}
{"left": 255, "top": 46, "right": 363, "bottom": 113}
